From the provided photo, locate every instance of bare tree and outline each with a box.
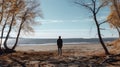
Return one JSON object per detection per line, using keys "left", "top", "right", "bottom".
{"left": 74, "top": 0, "right": 110, "bottom": 55}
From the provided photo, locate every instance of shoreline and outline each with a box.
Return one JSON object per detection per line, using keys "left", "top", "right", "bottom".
{"left": 15, "top": 43, "right": 114, "bottom": 57}
{"left": 15, "top": 43, "right": 103, "bottom": 52}
{"left": 16, "top": 42, "right": 100, "bottom": 46}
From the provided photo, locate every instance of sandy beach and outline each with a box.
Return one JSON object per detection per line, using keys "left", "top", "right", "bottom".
{"left": 0, "top": 43, "right": 120, "bottom": 67}
{"left": 16, "top": 44, "right": 103, "bottom": 52}
{"left": 15, "top": 44, "right": 106, "bottom": 57}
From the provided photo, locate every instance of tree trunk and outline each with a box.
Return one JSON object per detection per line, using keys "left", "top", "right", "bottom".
{"left": 97, "top": 25, "right": 110, "bottom": 55}
{"left": 4, "top": 14, "right": 15, "bottom": 49}
{"left": 1, "top": 13, "right": 9, "bottom": 49}
{"left": 116, "top": 27, "right": 120, "bottom": 38}
{"left": 93, "top": 13, "right": 110, "bottom": 55}
{"left": 12, "top": 22, "right": 23, "bottom": 50}
{"left": 12, "top": 11, "right": 27, "bottom": 50}
{"left": 0, "top": 0, "right": 4, "bottom": 49}
{"left": 113, "top": 0, "right": 120, "bottom": 19}
{"left": 113, "top": 0, "right": 120, "bottom": 38}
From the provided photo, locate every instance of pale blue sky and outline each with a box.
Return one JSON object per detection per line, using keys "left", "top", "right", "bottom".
{"left": 28, "top": 0, "right": 118, "bottom": 38}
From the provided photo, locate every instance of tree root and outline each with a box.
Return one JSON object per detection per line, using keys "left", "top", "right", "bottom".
{"left": 0, "top": 49, "right": 16, "bottom": 55}
{"left": 101, "top": 55, "right": 120, "bottom": 64}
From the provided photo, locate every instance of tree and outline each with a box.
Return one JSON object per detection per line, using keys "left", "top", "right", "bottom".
{"left": 0, "top": 0, "right": 42, "bottom": 52}
{"left": 106, "top": 0, "right": 120, "bottom": 38}
{"left": 0, "top": 0, "right": 14, "bottom": 49}
{"left": 12, "top": 0, "right": 42, "bottom": 50}
{"left": 74, "top": 0, "right": 110, "bottom": 55}
{"left": 107, "top": 10, "right": 120, "bottom": 38}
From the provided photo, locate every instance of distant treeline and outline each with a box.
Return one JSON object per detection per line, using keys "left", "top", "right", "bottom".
{"left": 6, "top": 38, "right": 117, "bottom": 45}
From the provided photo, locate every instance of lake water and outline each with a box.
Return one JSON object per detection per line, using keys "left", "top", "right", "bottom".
{"left": 4, "top": 38, "right": 117, "bottom": 46}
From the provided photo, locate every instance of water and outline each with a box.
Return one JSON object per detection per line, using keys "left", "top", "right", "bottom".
{"left": 4, "top": 38, "right": 117, "bottom": 46}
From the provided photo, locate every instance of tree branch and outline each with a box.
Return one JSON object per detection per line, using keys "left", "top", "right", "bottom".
{"left": 74, "top": 2, "right": 93, "bottom": 12}
{"left": 99, "top": 18, "right": 111, "bottom": 26}
{"left": 96, "top": 1, "right": 108, "bottom": 14}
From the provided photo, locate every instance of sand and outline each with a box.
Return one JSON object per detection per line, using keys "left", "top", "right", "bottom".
{"left": 15, "top": 43, "right": 106, "bottom": 56}
{"left": 16, "top": 43, "right": 103, "bottom": 51}
{"left": 1, "top": 43, "right": 120, "bottom": 67}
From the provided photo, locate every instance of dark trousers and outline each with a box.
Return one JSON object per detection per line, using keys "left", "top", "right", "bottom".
{"left": 58, "top": 48, "right": 62, "bottom": 56}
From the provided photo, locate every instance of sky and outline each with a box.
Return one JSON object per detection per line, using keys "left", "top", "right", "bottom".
{"left": 26, "top": 0, "right": 118, "bottom": 38}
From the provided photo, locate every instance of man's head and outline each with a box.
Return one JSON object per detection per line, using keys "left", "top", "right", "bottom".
{"left": 59, "top": 36, "right": 61, "bottom": 39}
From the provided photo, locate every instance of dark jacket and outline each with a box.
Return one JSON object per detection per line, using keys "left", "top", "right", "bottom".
{"left": 57, "top": 39, "right": 63, "bottom": 48}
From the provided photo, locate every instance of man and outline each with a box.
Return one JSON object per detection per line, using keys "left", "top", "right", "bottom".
{"left": 57, "top": 36, "right": 63, "bottom": 56}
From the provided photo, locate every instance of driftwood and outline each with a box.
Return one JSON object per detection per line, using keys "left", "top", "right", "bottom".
{"left": 101, "top": 54, "right": 120, "bottom": 64}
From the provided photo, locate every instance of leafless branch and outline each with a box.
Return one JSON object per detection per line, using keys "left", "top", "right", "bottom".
{"left": 74, "top": 1, "right": 93, "bottom": 12}
{"left": 99, "top": 19, "right": 110, "bottom": 26}
{"left": 96, "top": 0, "right": 109, "bottom": 14}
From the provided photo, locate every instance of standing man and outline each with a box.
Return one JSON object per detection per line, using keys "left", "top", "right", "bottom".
{"left": 57, "top": 36, "right": 63, "bottom": 56}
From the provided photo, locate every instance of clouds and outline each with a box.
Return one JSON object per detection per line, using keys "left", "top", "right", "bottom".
{"left": 40, "top": 20, "right": 64, "bottom": 24}
{"left": 29, "top": 28, "right": 100, "bottom": 38}
{"left": 39, "top": 18, "right": 94, "bottom": 24}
